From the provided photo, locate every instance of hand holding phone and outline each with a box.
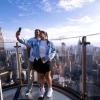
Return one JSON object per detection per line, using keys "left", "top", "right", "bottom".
{"left": 16, "top": 27, "right": 21, "bottom": 37}
{"left": 18, "top": 27, "right": 21, "bottom": 33}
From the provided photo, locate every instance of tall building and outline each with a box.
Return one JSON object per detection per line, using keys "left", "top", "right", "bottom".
{"left": 0, "top": 27, "right": 6, "bottom": 67}
{"left": 0, "top": 27, "right": 4, "bottom": 52}
{"left": 76, "top": 39, "right": 82, "bottom": 65}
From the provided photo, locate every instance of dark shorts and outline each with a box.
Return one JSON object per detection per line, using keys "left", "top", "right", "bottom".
{"left": 29, "top": 60, "right": 38, "bottom": 71}
{"left": 32, "top": 59, "right": 51, "bottom": 74}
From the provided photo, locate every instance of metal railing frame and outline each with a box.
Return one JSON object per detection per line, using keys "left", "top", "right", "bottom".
{"left": 0, "top": 71, "right": 9, "bottom": 100}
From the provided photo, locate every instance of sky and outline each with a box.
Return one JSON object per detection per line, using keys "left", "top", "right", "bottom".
{"left": 0, "top": 0, "right": 100, "bottom": 47}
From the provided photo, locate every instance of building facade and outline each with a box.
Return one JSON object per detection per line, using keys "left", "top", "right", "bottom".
{"left": 0, "top": 27, "right": 6, "bottom": 67}
{"left": 0, "top": 27, "right": 4, "bottom": 52}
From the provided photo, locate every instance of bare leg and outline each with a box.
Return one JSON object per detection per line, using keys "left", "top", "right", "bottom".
{"left": 38, "top": 73, "right": 45, "bottom": 88}
{"left": 38, "top": 73, "right": 46, "bottom": 97}
{"left": 27, "top": 62, "right": 33, "bottom": 92}
{"left": 45, "top": 71, "right": 52, "bottom": 88}
{"left": 45, "top": 71, "right": 53, "bottom": 97}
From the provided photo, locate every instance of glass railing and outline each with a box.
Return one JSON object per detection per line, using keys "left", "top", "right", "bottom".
{"left": 52, "top": 37, "right": 82, "bottom": 94}
{"left": 0, "top": 34, "right": 100, "bottom": 99}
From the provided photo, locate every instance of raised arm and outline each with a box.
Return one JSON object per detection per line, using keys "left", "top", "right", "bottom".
{"left": 16, "top": 27, "right": 26, "bottom": 45}
{"left": 16, "top": 28, "right": 33, "bottom": 47}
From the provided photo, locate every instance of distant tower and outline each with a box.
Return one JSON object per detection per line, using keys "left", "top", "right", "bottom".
{"left": 76, "top": 38, "right": 82, "bottom": 64}
{"left": 0, "top": 27, "right": 4, "bottom": 52}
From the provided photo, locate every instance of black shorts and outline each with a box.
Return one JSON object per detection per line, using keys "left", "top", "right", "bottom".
{"left": 29, "top": 60, "right": 38, "bottom": 71}
{"left": 29, "top": 61, "right": 35, "bottom": 70}
{"left": 33, "top": 59, "right": 51, "bottom": 74}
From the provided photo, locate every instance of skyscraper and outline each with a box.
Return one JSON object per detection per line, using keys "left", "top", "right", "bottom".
{"left": 0, "top": 27, "right": 4, "bottom": 52}
{"left": 0, "top": 27, "right": 6, "bottom": 67}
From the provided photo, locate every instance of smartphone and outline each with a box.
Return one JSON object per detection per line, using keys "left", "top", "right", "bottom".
{"left": 18, "top": 27, "right": 21, "bottom": 32}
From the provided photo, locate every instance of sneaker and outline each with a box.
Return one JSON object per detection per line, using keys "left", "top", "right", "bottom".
{"left": 39, "top": 88, "right": 45, "bottom": 97}
{"left": 47, "top": 88, "right": 53, "bottom": 97}
{"left": 10, "top": 80, "right": 14, "bottom": 84}
{"left": 25, "top": 90, "right": 32, "bottom": 96}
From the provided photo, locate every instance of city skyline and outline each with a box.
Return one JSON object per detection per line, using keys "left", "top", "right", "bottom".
{"left": 0, "top": 0, "right": 100, "bottom": 46}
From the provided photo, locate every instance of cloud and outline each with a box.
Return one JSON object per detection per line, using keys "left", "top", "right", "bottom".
{"left": 8, "top": 0, "right": 53, "bottom": 13}
{"left": 45, "top": 25, "right": 83, "bottom": 41}
{"left": 45, "top": 15, "right": 100, "bottom": 41}
{"left": 40, "top": 0, "right": 53, "bottom": 12}
{"left": 8, "top": 0, "right": 35, "bottom": 16}
{"left": 17, "top": 5, "right": 28, "bottom": 12}
{"left": 69, "top": 16, "right": 93, "bottom": 24}
{"left": 58, "top": 0, "right": 96, "bottom": 11}
{"left": 12, "top": 15, "right": 99, "bottom": 42}
{"left": 21, "top": 28, "right": 33, "bottom": 34}
{"left": 3, "top": 19, "right": 100, "bottom": 47}
{"left": 18, "top": 12, "right": 34, "bottom": 17}
{"left": 45, "top": 20, "right": 100, "bottom": 46}
{"left": 7, "top": 0, "right": 96, "bottom": 13}
{"left": 3, "top": 28, "right": 34, "bottom": 42}
{"left": 17, "top": 28, "right": 34, "bottom": 39}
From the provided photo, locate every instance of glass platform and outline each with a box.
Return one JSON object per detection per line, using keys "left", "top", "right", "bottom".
{"left": 3, "top": 85, "right": 72, "bottom": 100}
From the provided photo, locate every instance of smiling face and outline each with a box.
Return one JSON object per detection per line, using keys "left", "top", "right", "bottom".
{"left": 35, "top": 29, "right": 40, "bottom": 39}
{"left": 40, "top": 31, "right": 46, "bottom": 40}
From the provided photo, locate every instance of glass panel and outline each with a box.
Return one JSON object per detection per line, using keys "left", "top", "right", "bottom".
{"left": 86, "top": 35, "right": 100, "bottom": 98}
{"left": 52, "top": 37, "right": 82, "bottom": 93}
